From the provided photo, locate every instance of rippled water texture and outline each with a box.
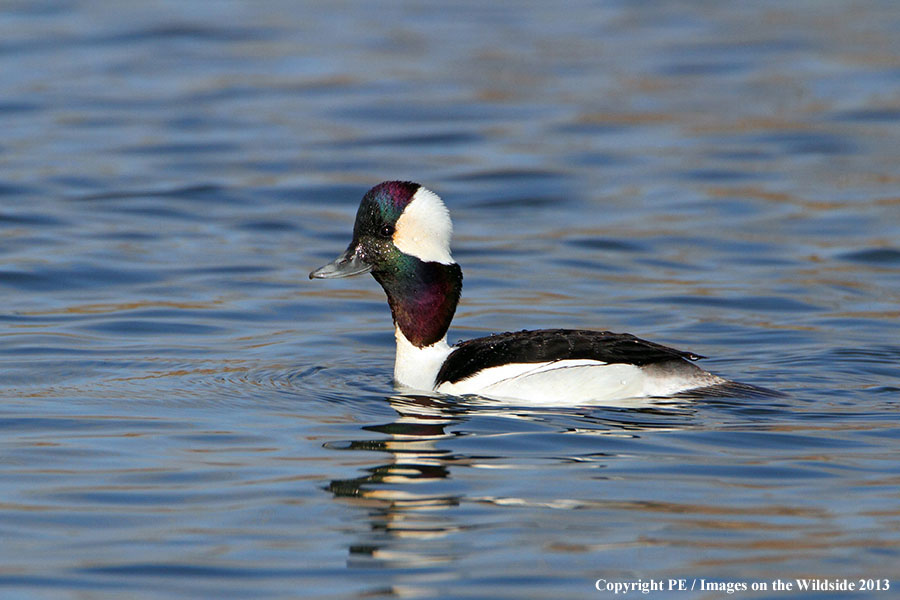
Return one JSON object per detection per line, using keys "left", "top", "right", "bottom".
{"left": 2, "top": 1, "right": 900, "bottom": 598}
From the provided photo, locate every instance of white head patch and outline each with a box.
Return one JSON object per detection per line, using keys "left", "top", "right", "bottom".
{"left": 393, "top": 186, "right": 455, "bottom": 264}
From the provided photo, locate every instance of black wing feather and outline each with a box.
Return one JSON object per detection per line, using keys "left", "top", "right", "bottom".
{"left": 435, "top": 328, "right": 704, "bottom": 385}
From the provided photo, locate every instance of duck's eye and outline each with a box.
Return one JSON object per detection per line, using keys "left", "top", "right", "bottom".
{"left": 380, "top": 224, "right": 394, "bottom": 238}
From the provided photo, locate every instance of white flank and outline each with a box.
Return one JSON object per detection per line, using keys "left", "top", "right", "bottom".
{"left": 435, "top": 359, "right": 725, "bottom": 405}
{"left": 393, "top": 187, "right": 454, "bottom": 264}
{"left": 393, "top": 328, "right": 453, "bottom": 390}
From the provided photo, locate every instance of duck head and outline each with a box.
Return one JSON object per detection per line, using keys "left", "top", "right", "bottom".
{"left": 310, "top": 181, "right": 462, "bottom": 348}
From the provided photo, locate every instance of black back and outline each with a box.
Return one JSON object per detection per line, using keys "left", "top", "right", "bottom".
{"left": 435, "top": 328, "right": 704, "bottom": 385}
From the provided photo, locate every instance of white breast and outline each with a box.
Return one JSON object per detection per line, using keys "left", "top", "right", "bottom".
{"left": 392, "top": 328, "right": 453, "bottom": 391}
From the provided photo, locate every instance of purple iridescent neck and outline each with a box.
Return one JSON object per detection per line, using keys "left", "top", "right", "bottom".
{"left": 372, "top": 256, "right": 462, "bottom": 348}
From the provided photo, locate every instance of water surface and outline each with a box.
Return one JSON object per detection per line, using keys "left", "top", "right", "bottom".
{"left": 2, "top": 1, "right": 899, "bottom": 598}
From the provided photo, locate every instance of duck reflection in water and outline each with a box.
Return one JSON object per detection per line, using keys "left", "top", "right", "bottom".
{"left": 324, "top": 393, "right": 700, "bottom": 570}
{"left": 325, "top": 395, "right": 467, "bottom": 568}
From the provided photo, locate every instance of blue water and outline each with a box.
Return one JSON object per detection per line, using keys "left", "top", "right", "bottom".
{"left": 2, "top": 1, "right": 900, "bottom": 598}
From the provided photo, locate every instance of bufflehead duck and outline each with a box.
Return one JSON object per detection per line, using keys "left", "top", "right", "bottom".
{"left": 310, "top": 181, "right": 738, "bottom": 404}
